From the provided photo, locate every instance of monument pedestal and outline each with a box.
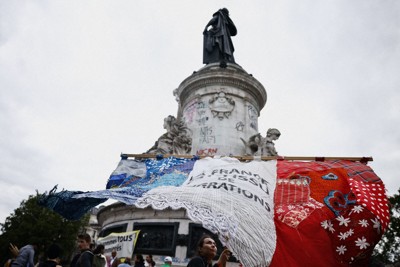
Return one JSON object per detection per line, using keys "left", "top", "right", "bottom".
{"left": 175, "top": 63, "right": 267, "bottom": 156}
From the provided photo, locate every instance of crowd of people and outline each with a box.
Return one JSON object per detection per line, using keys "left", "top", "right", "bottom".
{"left": 5, "top": 234, "right": 230, "bottom": 267}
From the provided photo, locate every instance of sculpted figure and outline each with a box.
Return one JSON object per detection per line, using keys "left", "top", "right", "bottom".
{"left": 203, "top": 8, "right": 237, "bottom": 67}
{"left": 241, "top": 128, "right": 281, "bottom": 156}
{"left": 263, "top": 128, "right": 281, "bottom": 156}
{"left": 241, "top": 133, "right": 263, "bottom": 156}
{"left": 147, "top": 115, "right": 192, "bottom": 155}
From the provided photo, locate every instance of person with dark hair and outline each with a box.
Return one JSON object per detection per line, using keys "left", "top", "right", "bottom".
{"left": 111, "top": 257, "right": 121, "bottom": 267}
{"left": 108, "top": 250, "right": 117, "bottom": 267}
{"left": 93, "top": 244, "right": 106, "bottom": 267}
{"left": 187, "top": 235, "right": 230, "bottom": 267}
{"left": 38, "top": 244, "right": 62, "bottom": 267}
{"left": 133, "top": 255, "right": 144, "bottom": 267}
{"left": 75, "top": 234, "right": 93, "bottom": 267}
{"left": 117, "top": 258, "right": 131, "bottom": 267}
{"left": 145, "top": 255, "right": 155, "bottom": 267}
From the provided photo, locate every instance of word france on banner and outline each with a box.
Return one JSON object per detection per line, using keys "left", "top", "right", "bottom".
{"left": 97, "top": 230, "right": 140, "bottom": 258}
{"left": 184, "top": 157, "right": 273, "bottom": 212}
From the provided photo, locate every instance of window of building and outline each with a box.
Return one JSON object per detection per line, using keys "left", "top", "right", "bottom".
{"left": 133, "top": 222, "right": 179, "bottom": 256}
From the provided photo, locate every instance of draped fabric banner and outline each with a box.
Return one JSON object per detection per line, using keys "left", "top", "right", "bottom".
{"left": 135, "top": 157, "right": 277, "bottom": 267}
{"left": 97, "top": 231, "right": 140, "bottom": 258}
{"left": 38, "top": 157, "right": 197, "bottom": 219}
{"left": 38, "top": 157, "right": 390, "bottom": 266}
{"left": 78, "top": 157, "right": 196, "bottom": 204}
{"left": 271, "top": 160, "right": 390, "bottom": 267}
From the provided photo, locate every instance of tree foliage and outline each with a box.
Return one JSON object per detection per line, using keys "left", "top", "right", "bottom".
{"left": 0, "top": 193, "right": 89, "bottom": 265}
{"left": 373, "top": 188, "right": 400, "bottom": 264}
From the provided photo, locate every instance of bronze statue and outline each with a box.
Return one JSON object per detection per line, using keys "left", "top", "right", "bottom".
{"left": 203, "top": 8, "right": 237, "bottom": 68}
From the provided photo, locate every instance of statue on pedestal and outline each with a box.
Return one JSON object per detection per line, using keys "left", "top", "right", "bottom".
{"left": 146, "top": 115, "right": 192, "bottom": 155}
{"left": 203, "top": 8, "right": 237, "bottom": 68}
{"left": 241, "top": 128, "right": 281, "bottom": 156}
{"left": 264, "top": 128, "right": 281, "bottom": 156}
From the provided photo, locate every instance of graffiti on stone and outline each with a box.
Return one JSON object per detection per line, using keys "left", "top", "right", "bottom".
{"left": 197, "top": 100, "right": 206, "bottom": 109}
{"left": 248, "top": 104, "right": 258, "bottom": 131}
{"left": 183, "top": 99, "right": 198, "bottom": 125}
{"left": 196, "top": 100, "right": 209, "bottom": 126}
{"left": 235, "top": 121, "right": 244, "bottom": 132}
{"left": 196, "top": 117, "right": 209, "bottom": 126}
{"left": 199, "top": 126, "right": 216, "bottom": 144}
{"left": 196, "top": 148, "right": 218, "bottom": 157}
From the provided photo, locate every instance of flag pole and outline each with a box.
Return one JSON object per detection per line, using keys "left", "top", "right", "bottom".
{"left": 120, "top": 153, "right": 373, "bottom": 163}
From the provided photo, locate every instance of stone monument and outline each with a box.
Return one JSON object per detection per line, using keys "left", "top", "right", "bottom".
{"left": 147, "top": 8, "right": 279, "bottom": 157}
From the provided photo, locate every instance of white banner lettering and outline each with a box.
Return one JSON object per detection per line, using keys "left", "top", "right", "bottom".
{"left": 135, "top": 157, "right": 277, "bottom": 267}
{"left": 97, "top": 231, "right": 140, "bottom": 258}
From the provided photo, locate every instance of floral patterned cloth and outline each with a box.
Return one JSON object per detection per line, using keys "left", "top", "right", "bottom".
{"left": 272, "top": 160, "right": 390, "bottom": 266}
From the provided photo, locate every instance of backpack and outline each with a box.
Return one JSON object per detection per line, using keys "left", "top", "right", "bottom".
{"left": 91, "top": 253, "right": 106, "bottom": 267}
{"left": 82, "top": 251, "right": 106, "bottom": 267}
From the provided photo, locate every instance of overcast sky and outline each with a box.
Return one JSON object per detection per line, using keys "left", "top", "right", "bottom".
{"left": 0, "top": 1, "right": 399, "bottom": 225}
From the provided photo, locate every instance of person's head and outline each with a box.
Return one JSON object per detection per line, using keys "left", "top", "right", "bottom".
{"left": 93, "top": 244, "right": 105, "bottom": 254}
{"left": 124, "top": 258, "right": 131, "bottom": 265}
{"left": 145, "top": 255, "right": 153, "bottom": 263}
{"left": 164, "top": 256, "right": 172, "bottom": 266}
{"left": 47, "top": 244, "right": 62, "bottom": 261}
{"left": 195, "top": 235, "right": 217, "bottom": 261}
{"left": 135, "top": 254, "right": 144, "bottom": 263}
{"left": 111, "top": 250, "right": 117, "bottom": 258}
{"left": 77, "top": 233, "right": 91, "bottom": 251}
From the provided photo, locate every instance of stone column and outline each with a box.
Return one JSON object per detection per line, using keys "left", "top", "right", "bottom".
{"left": 175, "top": 63, "right": 267, "bottom": 156}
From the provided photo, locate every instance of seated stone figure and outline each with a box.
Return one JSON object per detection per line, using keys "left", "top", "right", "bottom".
{"left": 263, "top": 128, "right": 281, "bottom": 156}
{"left": 241, "top": 128, "right": 281, "bottom": 156}
{"left": 147, "top": 115, "right": 192, "bottom": 155}
{"left": 241, "top": 133, "right": 263, "bottom": 156}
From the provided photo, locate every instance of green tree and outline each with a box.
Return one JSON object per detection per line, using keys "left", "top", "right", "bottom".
{"left": 373, "top": 188, "right": 400, "bottom": 264}
{"left": 0, "top": 193, "right": 89, "bottom": 265}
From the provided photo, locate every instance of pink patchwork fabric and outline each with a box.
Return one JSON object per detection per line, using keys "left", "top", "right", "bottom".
{"left": 275, "top": 176, "right": 324, "bottom": 228}
{"left": 276, "top": 198, "right": 324, "bottom": 228}
{"left": 275, "top": 176, "right": 310, "bottom": 205}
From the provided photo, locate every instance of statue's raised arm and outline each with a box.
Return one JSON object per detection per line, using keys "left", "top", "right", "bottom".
{"left": 203, "top": 8, "right": 237, "bottom": 67}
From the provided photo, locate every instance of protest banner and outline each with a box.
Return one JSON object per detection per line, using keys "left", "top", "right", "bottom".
{"left": 97, "top": 230, "right": 140, "bottom": 257}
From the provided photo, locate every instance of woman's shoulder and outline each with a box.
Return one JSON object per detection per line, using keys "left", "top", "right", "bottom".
{"left": 187, "top": 256, "right": 205, "bottom": 267}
